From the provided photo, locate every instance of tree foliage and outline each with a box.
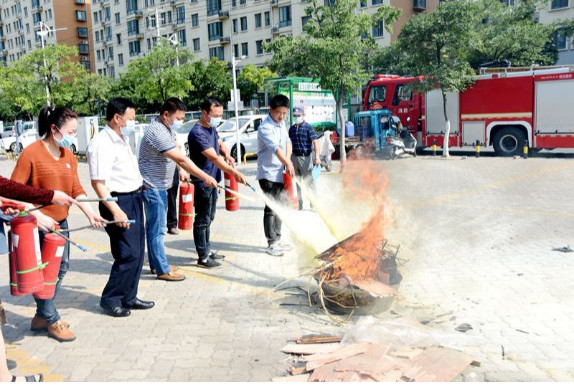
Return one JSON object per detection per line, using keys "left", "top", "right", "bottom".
{"left": 237, "top": 64, "right": 276, "bottom": 105}
{"left": 185, "top": 58, "right": 233, "bottom": 109}
{"left": 266, "top": 0, "right": 400, "bottom": 165}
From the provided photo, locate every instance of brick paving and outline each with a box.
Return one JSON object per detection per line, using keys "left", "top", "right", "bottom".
{"left": 1, "top": 152, "right": 574, "bottom": 381}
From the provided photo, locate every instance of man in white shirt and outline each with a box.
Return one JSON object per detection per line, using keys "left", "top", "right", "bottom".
{"left": 87, "top": 98, "right": 154, "bottom": 318}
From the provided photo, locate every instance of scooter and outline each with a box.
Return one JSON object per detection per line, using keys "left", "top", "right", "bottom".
{"left": 385, "top": 117, "right": 417, "bottom": 159}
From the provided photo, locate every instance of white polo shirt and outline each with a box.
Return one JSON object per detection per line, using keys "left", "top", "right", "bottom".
{"left": 87, "top": 126, "right": 143, "bottom": 193}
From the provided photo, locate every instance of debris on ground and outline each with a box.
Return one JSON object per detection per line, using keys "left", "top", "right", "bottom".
{"left": 455, "top": 323, "right": 473, "bottom": 333}
{"left": 552, "top": 245, "right": 573, "bottom": 253}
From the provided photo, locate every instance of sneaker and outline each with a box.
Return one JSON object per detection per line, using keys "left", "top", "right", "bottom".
{"left": 266, "top": 244, "right": 284, "bottom": 257}
{"left": 197, "top": 256, "right": 221, "bottom": 268}
{"left": 31, "top": 315, "right": 69, "bottom": 332}
{"left": 277, "top": 241, "right": 293, "bottom": 251}
{"left": 209, "top": 251, "right": 226, "bottom": 260}
{"left": 48, "top": 320, "right": 76, "bottom": 342}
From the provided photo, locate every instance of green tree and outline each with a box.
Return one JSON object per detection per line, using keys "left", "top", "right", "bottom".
{"left": 237, "top": 64, "right": 276, "bottom": 106}
{"left": 266, "top": 0, "right": 400, "bottom": 167}
{"left": 71, "top": 73, "right": 116, "bottom": 116}
{"left": 186, "top": 58, "right": 233, "bottom": 109}
{"left": 388, "top": 0, "right": 479, "bottom": 157}
{"left": 121, "top": 40, "right": 195, "bottom": 106}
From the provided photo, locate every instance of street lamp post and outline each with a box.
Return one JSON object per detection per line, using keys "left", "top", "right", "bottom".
{"left": 169, "top": 34, "right": 179, "bottom": 67}
{"left": 231, "top": 55, "right": 244, "bottom": 166}
{"left": 36, "top": 22, "right": 51, "bottom": 106}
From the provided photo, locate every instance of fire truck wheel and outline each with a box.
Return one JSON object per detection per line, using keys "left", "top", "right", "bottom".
{"left": 493, "top": 127, "right": 526, "bottom": 157}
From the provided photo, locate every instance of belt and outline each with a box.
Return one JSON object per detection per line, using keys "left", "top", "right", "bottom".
{"left": 293, "top": 152, "right": 311, "bottom": 157}
{"left": 110, "top": 187, "right": 142, "bottom": 197}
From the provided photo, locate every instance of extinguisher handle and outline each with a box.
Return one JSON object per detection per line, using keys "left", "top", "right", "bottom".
{"left": 245, "top": 182, "right": 257, "bottom": 192}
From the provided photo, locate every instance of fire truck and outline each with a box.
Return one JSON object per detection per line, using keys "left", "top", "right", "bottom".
{"left": 362, "top": 67, "right": 574, "bottom": 156}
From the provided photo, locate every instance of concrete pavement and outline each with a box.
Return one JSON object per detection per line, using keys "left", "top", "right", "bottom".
{"left": 1, "top": 153, "right": 574, "bottom": 381}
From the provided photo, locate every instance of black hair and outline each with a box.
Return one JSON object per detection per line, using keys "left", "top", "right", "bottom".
{"left": 270, "top": 94, "right": 290, "bottom": 109}
{"left": 199, "top": 97, "right": 223, "bottom": 113}
{"left": 38, "top": 106, "right": 78, "bottom": 138}
{"left": 106, "top": 97, "right": 136, "bottom": 122}
{"left": 160, "top": 98, "right": 186, "bottom": 115}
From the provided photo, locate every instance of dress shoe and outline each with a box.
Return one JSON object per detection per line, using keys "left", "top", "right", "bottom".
{"left": 31, "top": 315, "right": 69, "bottom": 332}
{"left": 48, "top": 320, "right": 76, "bottom": 342}
{"left": 208, "top": 251, "right": 225, "bottom": 260}
{"left": 128, "top": 298, "right": 155, "bottom": 310}
{"left": 168, "top": 227, "right": 179, "bottom": 235}
{"left": 157, "top": 272, "right": 185, "bottom": 281}
{"left": 100, "top": 302, "right": 131, "bottom": 317}
{"left": 151, "top": 264, "right": 178, "bottom": 275}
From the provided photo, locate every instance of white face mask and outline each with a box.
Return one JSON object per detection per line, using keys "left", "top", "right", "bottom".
{"left": 209, "top": 117, "right": 222, "bottom": 128}
{"left": 170, "top": 120, "right": 184, "bottom": 130}
{"left": 120, "top": 120, "right": 136, "bottom": 136}
{"left": 294, "top": 117, "right": 303, "bottom": 124}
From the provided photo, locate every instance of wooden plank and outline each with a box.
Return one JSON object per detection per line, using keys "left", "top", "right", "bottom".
{"left": 390, "top": 347, "right": 424, "bottom": 360}
{"left": 352, "top": 278, "right": 397, "bottom": 297}
{"left": 272, "top": 374, "right": 311, "bottom": 382}
{"left": 289, "top": 361, "right": 308, "bottom": 375}
{"left": 305, "top": 343, "right": 371, "bottom": 371}
{"left": 331, "top": 344, "right": 390, "bottom": 374}
{"left": 401, "top": 347, "right": 474, "bottom": 382}
{"left": 296, "top": 334, "right": 344, "bottom": 344}
{"left": 281, "top": 343, "right": 340, "bottom": 356}
{"left": 308, "top": 362, "right": 342, "bottom": 382}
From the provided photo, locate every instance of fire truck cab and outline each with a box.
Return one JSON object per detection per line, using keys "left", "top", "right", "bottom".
{"left": 363, "top": 67, "right": 574, "bottom": 156}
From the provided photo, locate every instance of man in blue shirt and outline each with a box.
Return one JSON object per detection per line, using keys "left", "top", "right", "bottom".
{"left": 257, "top": 94, "right": 295, "bottom": 257}
{"left": 288, "top": 105, "right": 320, "bottom": 210}
{"left": 188, "top": 97, "right": 246, "bottom": 268}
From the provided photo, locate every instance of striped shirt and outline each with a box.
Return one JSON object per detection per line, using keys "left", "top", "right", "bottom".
{"left": 138, "top": 119, "right": 177, "bottom": 190}
{"left": 288, "top": 121, "right": 317, "bottom": 156}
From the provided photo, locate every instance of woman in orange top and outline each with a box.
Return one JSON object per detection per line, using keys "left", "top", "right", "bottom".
{"left": 11, "top": 106, "right": 105, "bottom": 343}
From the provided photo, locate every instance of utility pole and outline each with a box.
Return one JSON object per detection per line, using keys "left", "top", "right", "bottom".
{"left": 169, "top": 34, "right": 179, "bottom": 67}
{"left": 36, "top": 21, "right": 67, "bottom": 107}
{"left": 231, "top": 56, "right": 243, "bottom": 166}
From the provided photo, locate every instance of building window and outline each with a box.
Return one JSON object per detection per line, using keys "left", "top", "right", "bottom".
{"left": 127, "top": 20, "right": 139, "bottom": 35}
{"left": 117, "top": 33, "right": 122, "bottom": 44}
{"left": 192, "top": 14, "right": 199, "bottom": 27}
{"left": 264, "top": 11, "right": 270, "bottom": 27}
{"left": 240, "top": 0, "right": 246, "bottom": 4}
{"left": 178, "top": 29, "right": 187, "bottom": 46}
{"left": 372, "top": 0, "right": 382, "bottom": 4}
{"left": 209, "top": 46, "right": 224, "bottom": 60}
{"left": 372, "top": 20, "right": 384, "bottom": 37}
{"left": 147, "top": 38, "right": 152, "bottom": 50}
{"left": 78, "top": 43, "right": 89, "bottom": 54}
{"left": 207, "top": 0, "right": 222, "bottom": 16}
{"left": 161, "top": 12, "right": 166, "bottom": 25}
{"left": 555, "top": 30, "right": 567, "bottom": 50}
{"left": 232, "top": 0, "right": 236, "bottom": 6}
{"left": 82, "top": 61, "right": 91, "bottom": 71}
{"left": 167, "top": 11, "right": 172, "bottom": 23}
{"left": 551, "top": 0, "right": 568, "bottom": 8}
{"left": 129, "top": 40, "right": 141, "bottom": 56}
{"left": 240, "top": 16, "right": 247, "bottom": 31}
{"left": 241, "top": 42, "right": 248, "bottom": 56}
{"left": 360, "top": 0, "right": 366, "bottom": 6}
{"left": 279, "top": 6, "right": 291, "bottom": 27}
{"left": 256, "top": 40, "right": 263, "bottom": 55}
{"left": 119, "top": 53, "right": 124, "bottom": 65}
{"left": 176, "top": 6, "right": 185, "bottom": 23}
{"left": 255, "top": 13, "right": 261, "bottom": 28}
{"left": 76, "top": 10, "right": 87, "bottom": 21}
{"left": 93, "top": 12, "right": 98, "bottom": 23}
{"left": 97, "top": 50, "right": 101, "bottom": 60}
{"left": 77, "top": 27, "right": 88, "bottom": 38}
{"left": 108, "top": 46, "right": 113, "bottom": 59}
{"left": 208, "top": 22, "right": 222, "bottom": 41}
{"left": 126, "top": 0, "right": 138, "bottom": 15}
{"left": 233, "top": 19, "right": 237, "bottom": 34}
{"left": 32, "top": 13, "right": 42, "bottom": 25}
{"left": 234, "top": 44, "right": 239, "bottom": 58}
{"left": 106, "top": 26, "right": 112, "bottom": 41}
{"left": 302, "top": 16, "right": 310, "bottom": 27}
{"left": 193, "top": 38, "right": 200, "bottom": 51}
{"left": 115, "top": 12, "right": 120, "bottom": 24}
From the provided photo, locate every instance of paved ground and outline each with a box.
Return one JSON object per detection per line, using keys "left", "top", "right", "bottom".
{"left": 1, "top": 150, "right": 574, "bottom": 381}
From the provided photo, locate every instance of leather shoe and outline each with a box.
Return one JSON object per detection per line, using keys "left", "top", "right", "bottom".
{"left": 129, "top": 298, "right": 155, "bottom": 310}
{"left": 157, "top": 272, "right": 185, "bottom": 281}
{"left": 100, "top": 302, "right": 131, "bottom": 317}
{"left": 168, "top": 227, "right": 179, "bottom": 235}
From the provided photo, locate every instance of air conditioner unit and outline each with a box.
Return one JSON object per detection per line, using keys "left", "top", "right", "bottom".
{"left": 271, "top": 26, "right": 279, "bottom": 34}
{"left": 82, "top": 40, "right": 89, "bottom": 45}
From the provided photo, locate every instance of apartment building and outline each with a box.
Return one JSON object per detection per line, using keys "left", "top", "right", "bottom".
{"left": 539, "top": 0, "right": 574, "bottom": 64}
{"left": 89, "top": 0, "right": 438, "bottom": 77}
{"left": 0, "top": 0, "right": 95, "bottom": 70}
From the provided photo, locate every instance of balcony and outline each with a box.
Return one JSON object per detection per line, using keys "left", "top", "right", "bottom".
{"left": 413, "top": 0, "right": 426, "bottom": 10}
{"left": 31, "top": 3, "right": 43, "bottom": 11}
{"left": 271, "top": 26, "right": 279, "bottom": 34}
{"left": 170, "top": 0, "right": 185, "bottom": 5}
{"left": 102, "top": 17, "right": 111, "bottom": 26}
{"left": 218, "top": 10, "right": 229, "bottom": 19}
{"left": 105, "top": 59, "right": 113, "bottom": 66}
{"left": 134, "top": 10, "right": 143, "bottom": 18}
{"left": 0, "top": 50, "right": 7, "bottom": 57}
{"left": 103, "top": 38, "right": 113, "bottom": 46}
{"left": 271, "top": 0, "right": 279, "bottom": 6}
{"left": 220, "top": 36, "right": 230, "bottom": 44}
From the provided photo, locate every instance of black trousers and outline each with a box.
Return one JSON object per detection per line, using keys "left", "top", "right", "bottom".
{"left": 99, "top": 191, "right": 145, "bottom": 308}
{"left": 167, "top": 168, "right": 179, "bottom": 229}
{"left": 258, "top": 179, "right": 284, "bottom": 246}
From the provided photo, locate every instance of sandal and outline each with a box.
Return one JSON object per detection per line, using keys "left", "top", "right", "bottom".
{"left": 11, "top": 374, "right": 44, "bottom": 382}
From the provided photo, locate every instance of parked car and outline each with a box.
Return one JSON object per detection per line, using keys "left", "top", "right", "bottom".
{"left": 174, "top": 120, "right": 198, "bottom": 157}
{"left": 2, "top": 129, "right": 38, "bottom": 152}
{"left": 218, "top": 115, "right": 266, "bottom": 160}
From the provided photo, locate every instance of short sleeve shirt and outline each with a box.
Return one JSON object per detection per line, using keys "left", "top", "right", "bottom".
{"left": 256, "top": 115, "right": 290, "bottom": 183}
{"left": 187, "top": 122, "right": 221, "bottom": 187}
{"left": 288, "top": 121, "right": 317, "bottom": 155}
{"left": 138, "top": 119, "right": 177, "bottom": 190}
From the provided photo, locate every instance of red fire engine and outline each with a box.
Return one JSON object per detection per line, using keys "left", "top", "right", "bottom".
{"left": 362, "top": 67, "right": 574, "bottom": 156}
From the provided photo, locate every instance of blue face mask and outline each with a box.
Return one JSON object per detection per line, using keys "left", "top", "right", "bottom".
{"left": 55, "top": 127, "right": 76, "bottom": 149}
{"left": 170, "top": 120, "right": 184, "bottom": 131}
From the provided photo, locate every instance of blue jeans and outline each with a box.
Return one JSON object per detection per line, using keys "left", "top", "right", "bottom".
{"left": 35, "top": 219, "right": 70, "bottom": 324}
{"left": 143, "top": 187, "right": 170, "bottom": 275}
{"left": 192, "top": 185, "right": 218, "bottom": 259}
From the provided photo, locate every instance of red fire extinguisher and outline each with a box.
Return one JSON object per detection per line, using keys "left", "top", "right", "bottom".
{"left": 7, "top": 231, "right": 25, "bottom": 297}
{"left": 10, "top": 212, "right": 45, "bottom": 294}
{"left": 178, "top": 182, "right": 195, "bottom": 230}
{"left": 224, "top": 172, "right": 239, "bottom": 211}
{"left": 33, "top": 231, "right": 66, "bottom": 300}
{"left": 282, "top": 171, "right": 298, "bottom": 209}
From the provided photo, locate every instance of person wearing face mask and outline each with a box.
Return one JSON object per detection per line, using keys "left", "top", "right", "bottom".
{"left": 87, "top": 98, "right": 156, "bottom": 318}
{"left": 187, "top": 97, "right": 247, "bottom": 268}
{"left": 11, "top": 106, "right": 106, "bottom": 342}
{"left": 288, "top": 106, "right": 320, "bottom": 211}
{"left": 138, "top": 98, "right": 218, "bottom": 281}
